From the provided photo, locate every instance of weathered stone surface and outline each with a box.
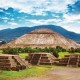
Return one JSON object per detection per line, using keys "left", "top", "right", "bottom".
{"left": 1, "top": 28, "right": 80, "bottom": 49}
{"left": 58, "top": 54, "right": 80, "bottom": 67}
{"left": 0, "top": 54, "right": 27, "bottom": 71}
{"left": 25, "top": 52, "right": 56, "bottom": 65}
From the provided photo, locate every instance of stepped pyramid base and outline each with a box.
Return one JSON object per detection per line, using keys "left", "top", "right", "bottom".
{"left": 58, "top": 54, "right": 80, "bottom": 67}
{"left": 0, "top": 54, "right": 27, "bottom": 71}
{"left": 25, "top": 52, "right": 56, "bottom": 65}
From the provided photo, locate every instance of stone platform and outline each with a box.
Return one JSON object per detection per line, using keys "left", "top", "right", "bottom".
{"left": 0, "top": 54, "right": 27, "bottom": 71}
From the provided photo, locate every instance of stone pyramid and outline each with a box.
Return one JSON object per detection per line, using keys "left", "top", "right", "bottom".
{"left": 26, "top": 52, "right": 56, "bottom": 65}
{"left": 0, "top": 54, "right": 27, "bottom": 71}
{"left": 1, "top": 28, "right": 80, "bottom": 49}
{"left": 58, "top": 54, "right": 80, "bottom": 67}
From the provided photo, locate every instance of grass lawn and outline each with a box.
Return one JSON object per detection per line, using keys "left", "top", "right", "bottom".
{"left": 19, "top": 53, "right": 28, "bottom": 59}
{"left": 0, "top": 66, "right": 53, "bottom": 80}
{"left": 0, "top": 49, "right": 2, "bottom": 54}
{"left": 0, "top": 50, "right": 75, "bottom": 80}
{"left": 19, "top": 52, "right": 70, "bottom": 59}
{"left": 58, "top": 52, "right": 69, "bottom": 59}
{"left": 0, "top": 49, "right": 28, "bottom": 59}
{"left": 0, "top": 49, "right": 73, "bottom": 59}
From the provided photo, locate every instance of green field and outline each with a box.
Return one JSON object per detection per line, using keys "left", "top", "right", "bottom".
{"left": 19, "top": 52, "right": 70, "bottom": 59}
{"left": 19, "top": 53, "right": 28, "bottom": 59}
{"left": 58, "top": 52, "right": 69, "bottom": 59}
{"left": 0, "top": 49, "right": 28, "bottom": 59}
{"left": 0, "top": 50, "right": 70, "bottom": 80}
{"left": 0, "top": 50, "right": 2, "bottom": 54}
{"left": 0, "top": 66, "right": 54, "bottom": 80}
{"left": 0, "top": 49, "right": 69, "bottom": 59}
{"left": 0, "top": 51, "right": 51, "bottom": 80}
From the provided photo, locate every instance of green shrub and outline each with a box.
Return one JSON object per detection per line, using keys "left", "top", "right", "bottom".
{"left": 2, "top": 47, "right": 19, "bottom": 55}
{"left": 52, "top": 51, "right": 59, "bottom": 58}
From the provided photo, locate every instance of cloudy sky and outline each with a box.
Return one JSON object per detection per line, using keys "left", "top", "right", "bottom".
{"left": 0, "top": 0, "right": 80, "bottom": 33}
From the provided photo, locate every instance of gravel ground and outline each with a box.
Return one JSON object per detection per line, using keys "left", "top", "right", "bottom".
{"left": 22, "top": 67, "right": 80, "bottom": 80}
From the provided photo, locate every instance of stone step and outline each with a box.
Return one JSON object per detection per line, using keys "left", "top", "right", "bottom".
{"left": 0, "top": 54, "right": 27, "bottom": 71}
{"left": 0, "top": 59, "right": 10, "bottom": 62}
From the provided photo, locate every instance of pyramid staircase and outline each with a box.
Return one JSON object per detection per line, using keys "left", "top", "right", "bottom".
{"left": 26, "top": 52, "right": 56, "bottom": 65}
{"left": 59, "top": 54, "right": 80, "bottom": 67}
{"left": 0, "top": 54, "right": 27, "bottom": 71}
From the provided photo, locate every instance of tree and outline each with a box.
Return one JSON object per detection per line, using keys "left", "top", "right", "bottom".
{"left": 2, "top": 47, "right": 19, "bottom": 55}
{"left": 56, "top": 46, "right": 66, "bottom": 52}
{"left": 52, "top": 50, "right": 59, "bottom": 58}
{"left": 68, "top": 47, "right": 75, "bottom": 53}
{"left": 75, "top": 48, "right": 80, "bottom": 53}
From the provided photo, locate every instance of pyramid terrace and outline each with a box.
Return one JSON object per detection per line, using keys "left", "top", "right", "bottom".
{"left": 0, "top": 54, "right": 27, "bottom": 71}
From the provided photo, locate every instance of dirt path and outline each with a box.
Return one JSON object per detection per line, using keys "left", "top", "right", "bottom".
{"left": 23, "top": 68, "right": 80, "bottom": 80}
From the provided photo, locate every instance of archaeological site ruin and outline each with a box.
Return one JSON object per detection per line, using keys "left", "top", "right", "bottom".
{"left": 26, "top": 52, "right": 56, "bottom": 65}
{"left": 0, "top": 54, "right": 27, "bottom": 71}
{"left": 58, "top": 54, "right": 80, "bottom": 67}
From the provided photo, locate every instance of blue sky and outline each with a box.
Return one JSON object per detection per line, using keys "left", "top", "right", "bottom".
{"left": 0, "top": 0, "right": 80, "bottom": 33}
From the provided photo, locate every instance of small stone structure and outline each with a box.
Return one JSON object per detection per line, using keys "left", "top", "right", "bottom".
{"left": 26, "top": 52, "right": 56, "bottom": 65}
{"left": 0, "top": 54, "right": 27, "bottom": 71}
{"left": 58, "top": 54, "right": 80, "bottom": 67}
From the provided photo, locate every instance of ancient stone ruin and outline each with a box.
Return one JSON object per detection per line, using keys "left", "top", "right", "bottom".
{"left": 58, "top": 54, "right": 80, "bottom": 67}
{"left": 0, "top": 54, "right": 27, "bottom": 71}
{"left": 1, "top": 28, "right": 80, "bottom": 49}
{"left": 26, "top": 52, "right": 56, "bottom": 65}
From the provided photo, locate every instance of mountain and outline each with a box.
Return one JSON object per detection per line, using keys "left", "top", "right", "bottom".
{"left": 0, "top": 25, "right": 80, "bottom": 43}
{"left": 1, "top": 28, "right": 80, "bottom": 49}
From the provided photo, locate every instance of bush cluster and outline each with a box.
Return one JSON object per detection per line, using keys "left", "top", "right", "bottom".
{"left": 2, "top": 46, "right": 80, "bottom": 57}
{"left": 2, "top": 47, "right": 19, "bottom": 55}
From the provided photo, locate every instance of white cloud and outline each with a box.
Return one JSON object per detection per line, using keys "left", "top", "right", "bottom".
{"left": 24, "top": 13, "right": 80, "bottom": 33}
{"left": 8, "top": 22, "right": 18, "bottom": 26}
{"left": 10, "top": 18, "right": 15, "bottom": 21}
{"left": 56, "top": 14, "right": 80, "bottom": 33}
{"left": 63, "top": 14, "right": 80, "bottom": 22}
{"left": 0, "top": 9, "right": 4, "bottom": 12}
{"left": 0, "top": 25, "right": 8, "bottom": 30}
{"left": 61, "top": 25, "right": 80, "bottom": 33}
{"left": 2, "top": 17, "right": 9, "bottom": 20}
{"left": 0, "top": 25, "right": 4, "bottom": 30}
{"left": 0, "top": 0, "right": 77, "bottom": 15}
{"left": 24, "top": 18, "right": 62, "bottom": 26}
{"left": 0, "top": 0, "right": 80, "bottom": 33}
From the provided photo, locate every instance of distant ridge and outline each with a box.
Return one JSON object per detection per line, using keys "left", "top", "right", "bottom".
{"left": 1, "top": 28, "right": 80, "bottom": 49}
{"left": 0, "top": 25, "right": 80, "bottom": 43}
